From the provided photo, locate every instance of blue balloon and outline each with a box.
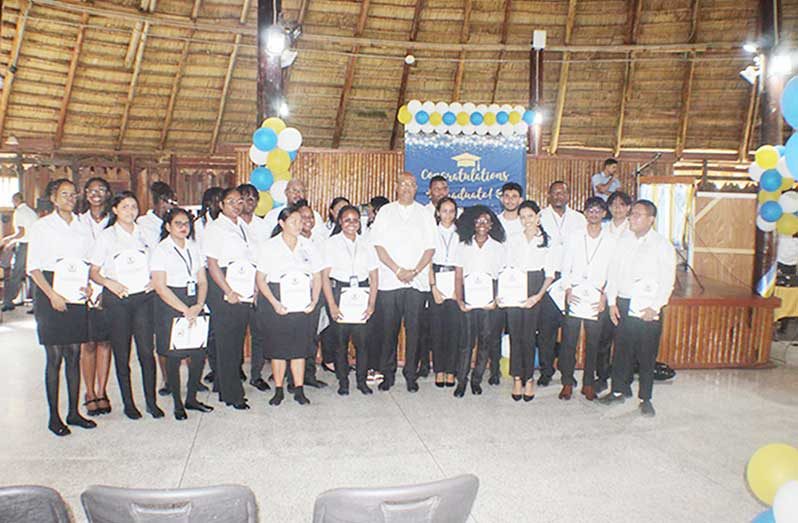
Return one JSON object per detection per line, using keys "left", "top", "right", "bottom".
{"left": 760, "top": 200, "right": 783, "bottom": 222}
{"left": 523, "top": 110, "right": 535, "bottom": 124}
{"left": 752, "top": 508, "right": 775, "bottom": 523}
{"left": 776, "top": 145, "right": 786, "bottom": 156}
{"left": 250, "top": 166, "right": 274, "bottom": 191}
{"left": 288, "top": 150, "right": 297, "bottom": 161}
{"left": 782, "top": 76, "right": 798, "bottom": 129}
{"left": 470, "top": 112, "right": 483, "bottom": 125}
{"left": 496, "top": 111, "right": 509, "bottom": 124}
{"left": 761, "top": 169, "right": 783, "bottom": 192}
{"left": 415, "top": 110, "right": 429, "bottom": 124}
{"left": 787, "top": 133, "right": 798, "bottom": 180}
{"left": 273, "top": 200, "right": 285, "bottom": 209}
{"left": 442, "top": 111, "right": 456, "bottom": 125}
{"left": 253, "top": 128, "right": 277, "bottom": 151}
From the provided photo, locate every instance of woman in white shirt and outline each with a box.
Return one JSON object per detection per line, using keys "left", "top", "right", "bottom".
{"left": 453, "top": 205, "right": 506, "bottom": 398}
{"left": 503, "top": 200, "right": 555, "bottom": 402}
{"left": 202, "top": 187, "right": 256, "bottom": 410}
{"left": 28, "top": 178, "right": 97, "bottom": 436}
{"left": 324, "top": 196, "right": 351, "bottom": 238}
{"left": 76, "top": 176, "right": 113, "bottom": 416}
{"left": 89, "top": 191, "right": 162, "bottom": 420}
{"left": 256, "top": 204, "right": 323, "bottom": 406}
{"left": 321, "top": 205, "right": 378, "bottom": 396}
{"left": 428, "top": 197, "right": 463, "bottom": 388}
{"left": 150, "top": 208, "right": 214, "bottom": 420}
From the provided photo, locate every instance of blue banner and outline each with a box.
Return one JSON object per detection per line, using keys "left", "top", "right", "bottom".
{"left": 404, "top": 133, "right": 526, "bottom": 213}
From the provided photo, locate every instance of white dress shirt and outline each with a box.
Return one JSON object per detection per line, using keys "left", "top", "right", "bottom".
{"left": 322, "top": 233, "right": 379, "bottom": 282}
{"left": 88, "top": 223, "right": 150, "bottom": 281}
{"left": 497, "top": 212, "right": 523, "bottom": 239}
{"left": 136, "top": 210, "right": 163, "bottom": 250}
{"left": 456, "top": 237, "right": 505, "bottom": 279}
{"left": 603, "top": 218, "right": 630, "bottom": 239}
{"left": 78, "top": 212, "right": 110, "bottom": 242}
{"left": 240, "top": 214, "right": 269, "bottom": 248}
{"left": 503, "top": 231, "right": 557, "bottom": 277}
{"left": 432, "top": 224, "right": 460, "bottom": 266}
{"left": 149, "top": 236, "right": 202, "bottom": 288}
{"left": 778, "top": 234, "right": 798, "bottom": 266}
{"left": 424, "top": 202, "right": 436, "bottom": 217}
{"left": 27, "top": 212, "right": 93, "bottom": 273}
{"left": 263, "top": 206, "right": 326, "bottom": 242}
{"left": 606, "top": 228, "right": 676, "bottom": 313}
{"left": 539, "top": 206, "right": 587, "bottom": 273}
{"left": 13, "top": 203, "right": 38, "bottom": 243}
{"left": 257, "top": 234, "right": 323, "bottom": 283}
{"left": 560, "top": 226, "right": 616, "bottom": 290}
{"left": 370, "top": 201, "right": 437, "bottom": 291}
{"left": 201, "top": 214, "right": 256, "bottom": 268}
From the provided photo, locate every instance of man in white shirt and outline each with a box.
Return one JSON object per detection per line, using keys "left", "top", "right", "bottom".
{"left": 263, "top": 179, "right": 324, "bottom": 240}
{"left": 371, "top": 172, "right": 436, "bottom": 392}
{"left": 600, "top": 199, "right": 676, "bottom": 417}
{"left": 592, "top": 158, "right": 621, "bottom": 202}
{"left": 2, "top": 192, "right": 38, "bottom": 311}
{"left": 424, "top": 175, "right": 450, "bottom": 216}
{"left": 604, "top": 190, "right": 631, "bottom": 239}
{"left": 497, "top": 182, "right": 523, "bottom": 238}
{"left": 536, "top": 181, "right": 587, "bottom": 386}
{"left": 136, "top": 181, "right": 176, "bottom": 251}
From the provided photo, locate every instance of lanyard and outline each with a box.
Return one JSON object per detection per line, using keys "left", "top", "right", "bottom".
{"left": 584, "top": 233, "right": 603, "bottom": 266}
{"left": 343, "top": 237, "right": 358, "bottom": 278}
{"left": 173, "top": 246, "right": 194, "bottom": 280}
{"left": 238, "top": 223, "right": 248, "bottom": 244}
{"left": 439, "top": 229, "right": 455, "bottom": 263}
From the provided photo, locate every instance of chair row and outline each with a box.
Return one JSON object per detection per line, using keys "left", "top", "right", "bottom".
{"left": 0, "top": 474, "right": 479, "bottom": 522}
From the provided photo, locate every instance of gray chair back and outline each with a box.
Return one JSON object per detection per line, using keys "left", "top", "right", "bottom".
{"left": 0, "top": 485, "right": 70, "bottom": 523}
{"left": 312, "top": 474, "right": 479, "bottom": 523}
{"left": 81, "top": 484, "right": 257, "bottom": 523}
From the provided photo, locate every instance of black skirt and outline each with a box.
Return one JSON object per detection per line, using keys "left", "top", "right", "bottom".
{"left": 257, "top": 282, "right": 315, "bottom": 360}
{"left": 33, "top": 271, "right": 89, "bottom": 346}
{"left": 154, "top": 286, "right": 205, "bottom": 358}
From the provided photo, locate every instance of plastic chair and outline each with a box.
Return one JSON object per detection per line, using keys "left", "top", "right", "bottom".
{"left": 81, "top": 484, "right": 257, "bottom": 523}
{"left": 0, "top": 485, "right": 71, "bottom": 523}
{"left": 312, "top": 474, "right": 479, "bottom": 523}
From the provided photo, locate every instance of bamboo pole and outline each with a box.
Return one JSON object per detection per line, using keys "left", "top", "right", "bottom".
{"left": 117, "top": 21, "right": 149, "bottom": 150}
{"left": 738, "top": 77, "right": 759, "bottom": 162}
{"left": 451, "top": 0, "right": 472, "bottom": 102}
{"left": 549, "top": 0, "right": 578, "bottom": 155}
{"left": 0, "top": 0, "right": 33, "bottom": 141}
{"left": 55, "top": 12, "right": 89, "bottom": 149}
{"left": 160, "top": 33, "right": 193, "bottom": 149}
{"left": 388, "top": 0, "right": 424, "bottom": 151}
{"left": 490, "top": 0, "right": 513, "bottom": 104}
{"left": 613, "top": 0, "right": 643, "bottom": 157}
{"left": 675, "top": 0, "right": 700, "bottom": 158}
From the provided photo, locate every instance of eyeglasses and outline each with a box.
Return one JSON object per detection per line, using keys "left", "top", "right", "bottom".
{"left": 86, "top": 188, "right": 107, "bottom": 196}
{"left": 172, "top": 220, "right": 191, "bottom": 227}
{"left": 224, "top": 198, "right": 243, "bottom": 205}
{"left": 59, "top": 191, "right": 78, "bottom": 199}
{"left": 475, "top": 218, "right": 492, "bottom": 225}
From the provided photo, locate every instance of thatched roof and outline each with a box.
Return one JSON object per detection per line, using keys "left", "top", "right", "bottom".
{"left": 0, "top": 0, "right": 790, "bottom": 158}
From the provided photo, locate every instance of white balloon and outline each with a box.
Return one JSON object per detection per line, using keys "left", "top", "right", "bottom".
{"left": 407, "top": 100, "right": 422, "bottom": 113}
{"left": 780, "top": 191, "right": 798, "bottom": 213}
{"left": 488, "top": 103, "right": 500, "bottom": 112}
{"left": 249, "top": 144, "right": 268, "bottom": 166}
{"left": 500, "top": 123, "right": 514, "bottom": 137}
{"left": 270, "top": 180, "right": 288, "bottom": 204}
{"left": 433, "top": 123, "right": 446, "bottom": 134}
{"left": 462, "top": 102, "right": 476, "bottom": 113}
{"left": 757, "top": 215, "right": 777, "bottom": 232}
{"left": 475, "top": 103, "right": 488, "bottom": 113}
{"left": 513, "top": 105, "right": 526, "bottom": 115}
{"left": 778, "top": 155, "right": 794, "bottom": 179}
{"left": 462, "top": 124, "right": 475, "bottom": 135}
{"left": 748, "top": 162, "right": 764, "bottom": 182}
{"left": 774, "top": 480, "right": 798, "bottom": 523}
{"left": 449, "top": 123, "right": 463, "bottom": 135}
{"left": 514, "top": 122, "right": 528, "bottom": 134}
{"left": 421, "top": 101, "right": 435, "bottom": 113}
{"left": 421, "top": 123, "right": 434, "bottom": 134}
{"left": 488, "top": 125, "right": 501, "bottom": 136}
{"left": 435, "top": 101, "right": 449, "bottom": 114}
{"left": 277, "top": 127, "right": 302, "bottom": 152}
{"left": 475, "top": 124, "right": 488, "bottom": 135}
{"left": 500, "top": 104, "right": 513, "bottom": 113}
{"left": 449, "top": 102, "right": 463, "bottom": 113}
{"left": 406, "top": 121, "right": 421, "bottom": 133}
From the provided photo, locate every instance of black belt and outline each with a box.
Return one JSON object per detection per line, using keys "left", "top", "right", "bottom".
{"left": 331, "top": 278, "right": 369, "bottom": 289}
{"left": 433, "top": 264, "right": 457, "bottom": 273}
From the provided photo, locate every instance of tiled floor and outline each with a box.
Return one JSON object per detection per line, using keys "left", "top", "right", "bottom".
{"left": 1, "top": 307, "right": 795, "bottom": 522}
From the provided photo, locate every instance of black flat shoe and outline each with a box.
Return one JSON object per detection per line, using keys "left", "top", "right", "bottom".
{"left": 250, "top": 378, "right": 271, "bottom": 391}
{"left": 435, "top": 380, "right": 445, "bottom": 388}
{"left": 454, "top": 384, "right": 466, "bottom": 398}
{"left": 174, "top": 409, "right": 187, "bottom": 420}
{"left": 124, "top": 406, "right": 142, "bottom": 420}
{"left": 537, "top": 375, "right": 551, "bottom": 387}
{"left": 357, "top": 383, "right": 373, "bottom": 395}
{"left": 488, "top": 375, "right": 500, "bottom": 386}
{"left": 185, "top": 401, "right": 214, "bottom": 413}
{"left": 147, "top": 405, "right": 165, "bottom": 419}
{"left": 231, "top": 401, "right": 250, "bottom": 410}
{"left": 406, "top": 381, "right": 419, "bottom": 393}
{"left": 204, "top": 371, "right": 215, "bottom": 383}
{"left": 48, "top": 419, "right": 70, "bottom": 437}
{"left": 269, "top": 388, "right": 284, "bottom": 406}
{"left": 445, "top": 381, "right": 455, "bottom": 388}
{"left": 293, "top": 386, "right": 310, "bottom": 405}
{"left": 378, "top": 381, "right": 391, "bottom": 391}
{"left": 337, "top": 383, "right": 349, "bottom": 396}
{"left": 471, "top": 383, "right": 482, "bottom": 395}
{"left": 523, "top": 394, "right": 535, "bottom": 402}
{"left": 512, "top": 394, "right": 522, "bottom": 402}
{"left": 158, "top": 386, "right": 170, "bottom": 397}
{"left": 67, "top": 414, "right": 97, "bottom": 429}
{"left": 304, "top": 376, "right": 328, "bottom": 389}
{"left": 84, "top": 398, "right": 101, "bottom": 417}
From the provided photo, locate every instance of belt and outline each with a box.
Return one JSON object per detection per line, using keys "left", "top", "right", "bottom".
{"left": 433, "top": 264, "right": 457, "bottom": 273}
{"left": 331, "top": 278, "right": 370, "bottom": 289}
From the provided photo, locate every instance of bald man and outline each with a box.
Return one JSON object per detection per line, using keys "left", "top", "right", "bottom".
{"left": 263, "top": 179, "right": 325, "bottom": 241}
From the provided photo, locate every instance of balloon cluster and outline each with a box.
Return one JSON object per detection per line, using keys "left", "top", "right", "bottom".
{"left": 747, "top": 444, "right": 798, "bottom": 522}
{"left": 248, "top": 117, "right": 303, "bottom": 216}
{"left": 397, "top": 100, "right": 534, "bottom": 136}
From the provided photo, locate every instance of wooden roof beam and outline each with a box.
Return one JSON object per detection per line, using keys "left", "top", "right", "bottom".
{"left": 549, "top": 0, "right": 578, "bottom": 155}
{"left": 116, "top": 21, "right": 149, "bottom": 150}
{"left": 190, "top": 0, "right": 203, "bottom": 20}
{"left": 739, "top": 77, "right": 759, "bottom": 162}
{"left": 613, "top": 0, "right": 644, "bottom": 156}
{"left": 160, "top": 34, "right": 192, "bottom": 150}
{"left": 451, "top": 0, "right": 472, "bottom": 102}
{"left": 55, "top": 12, "right": 89, "bottom": 149}
{"left": 490, "top": 0, "right": 513, "bottom": 104}
{"left": 0, "top": 0, "right": 32, "bottom": 141}
{"left": 675, "top": 0, "right": 700, "bottom": 158}
{"left": 331, "top": 0, "right": 371, "bottom": 148}
{"left": 389, "top": 0, "right": 424, "bottom": 150}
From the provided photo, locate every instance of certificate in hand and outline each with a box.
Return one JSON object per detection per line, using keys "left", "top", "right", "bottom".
{"left": 464, "top": 272, "right": 494, "bottom": 309}
{"left": 279, "top": 271, "right": 312, "bottom": 312}
{"left": 53, "top": 257, "right": 90, "bottom": 304}
{"left": 497, "top": 268, "right": 527, "bottom": 308}
{"left": 226, "top": 261, "right": 257, "bottom": 302}
{"left": 629, "top": 279, "right": 659, "bottom": 319}
{"left": 113, "top": 249, "right": 149, "bottom": 294}
{"left": 547, "top": 278, "right": 567, "bottom": 312}
{"left": 169, "top": 316, "right": 209, "bottom": 350}
{"left": 568, "top": 283, "right": 601, "bottom": 321}
{"left": 435, "top": 271, "right": 456, "bottom": 300}
{"left": 338, "top": 287, "right": 369, "bottom": 324}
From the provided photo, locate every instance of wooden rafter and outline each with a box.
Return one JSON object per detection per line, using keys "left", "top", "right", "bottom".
{"left": 490, "top": 0, "right": 513, "bottom": 104}
{"left": 739, "top": 77, "right": 759, "bottom": 162}
{"left": 297, "top": 0, "right": 310, "bottom": 24}
{"left": 55, "top": 12, "right": 89, "bottom": 149}
{"left": 549, "top": 0, "right": 578, "bottom": 155}
{"left": 159, "top": 34, "right": 192, "bottom": 149}
{"left": 675, "top": 0, "right": 700, "bottom": 158}
{"left": 389, "top": 0, "right": 424, "bottom": 150}
{"left": 0, "top": 0, "right": 32, "bottom": 141}
{"left": 613, "top": 0, "right": 644, "bottom": 156}
{"left": 451, "top": 0, "right": 473, "bottom": 102}
{"left": 190, "top": 0, "right": 203, "bottom": 20}
{"left": 331, "top": 0, "right": 371, "bottom": 148}
{"left": 116, "top": 21, "right": 149, "bottom": 150}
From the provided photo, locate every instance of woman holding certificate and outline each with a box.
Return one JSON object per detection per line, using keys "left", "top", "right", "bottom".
{"left": 256, "top": 204, "right": 323, "bottom": 406}
{"left": 321, "top": 205, "right": 378, "bottom": 396}
{"left": 503, "top": 200, "right": 556, "bottom": 402}
{"left": 428, "top": 197, "right": 462, "bottom": 388}
{"left": 453, "top": 206, "right": 505, "bottom": 398}
{"left": 89, "top": 191, "right": 162, "bottom": 420}
{"left": 150, "top": 208, "right": 214, "bottom": 420}
{"left": 202, "top": 187, "right": 256, "bottom": 410}
{"left": 28, "top": 178, "right": 97, "bottom": 436}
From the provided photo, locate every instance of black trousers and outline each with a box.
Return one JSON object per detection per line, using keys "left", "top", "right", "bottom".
{"left": 418, "top": 298, "right": 432, "bottom": 372}
{"left": 506, "top": 270, "right": 545, "bottom": 382}
{"left": 249, "top": 305, "right": 266, "bottom": 381}
{"left": 329, "top": 283, "right": 369, "bottom": 386}
{"left": 366, "top": 292, "right": 384, "bottom": 370}
{"left": 166, "top": 350, "right": 205, "bottom": 411}
{"left": 216, "top": 300, "right": 251, "bottom": 405}
{"left": 537, "top": 292, "right": 564, "bottom": 380}
{"left": 596, "top": 309, "right": 615, "bottom": 382}
{"left": 560, "top": 315, "right": 603, "bottom": 387}
{"left": 428, "top": 298, "right": 462, "bottom": 375}
{"left": 610, "top": 298, "right": 663, "bottom": 400}
{"left": 103, "top": 290, "right": 157, "bottom": 410}
{"left": 378, "top": 288, "right": 426, "bottom": 385}
{"left": 3, "top": 242, "right": 28, "bottom": 307}
{"left": 457, "top": 308, "right": 503, "bottom": 385}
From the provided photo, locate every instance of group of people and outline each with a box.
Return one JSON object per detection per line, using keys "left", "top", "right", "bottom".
{"left": 22, "top": 160, "right": 675, "bottom": 437}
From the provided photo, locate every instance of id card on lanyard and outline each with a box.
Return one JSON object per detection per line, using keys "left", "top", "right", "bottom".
{"left": 343, "top": 237, "right": 359, "bottom": 287}
{"left": 173, "top": 245, "right": 196, "bottom": 296}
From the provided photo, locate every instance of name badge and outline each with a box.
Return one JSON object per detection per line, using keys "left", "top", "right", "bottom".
{"left": 349, "top": 276, "right": 359, "bottom": 288}
{"left": 187, "top": 281, "right": 197, "bottom": 297}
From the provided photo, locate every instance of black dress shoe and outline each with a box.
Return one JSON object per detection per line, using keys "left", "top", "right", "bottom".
{"left": 231, "top": 401, "right": 250, "bottom": 410}
{"left": 488, "top": 375, "right": 500, "bottom": 386}
{"left": 147, "top": 404, "right": 165, "bottom": 419}
{"left": 357, "top": 383, "right": 373, "bottom": 395}
{"left": 48, "top": 419, "right": 71, "bottom": 436}
{"left": 453, "top": 384, "right": 466, "bottom": 398}
{"left": 196, "top": 382, "right": 209, "bottom": 392}
{"left": 406, "top": 381, "right": 419, "bottom": 393}
{"left": 293, "top": 386, "right": 310, "bottom": 405}
{"left": 250, "top": 378, "right": 271, "bottom": 391}
{"left": 537, "top": 375, "right": 551, "bottom": 387}
{"left": 174, "top": 409, "right": 187, "bottom": 420}
{"left": 594, "top": 380, "right": 608, "bottom": 394}
{"left": 417, "top": 366, "right": 430, "bottom": 378}
{"left": 124, "top": 405, "right": 142, "bottom": 420}
{"left": 66, "top": 414, "right": 97, "bottom": 429}
{"left": 304, "top": 376, "right": 328, "bottom": 389}
{"left": 1, "top": 304, "right": 15, "bottom": 312}
{"left": 337, "top": 383, "right": 349, "bottom": 396}
{"left": 158, "top": 385, "right": 170, "bottom": 397}
{"left": 269, "top": 388, "right": 284, "bottom": 406}
{"left": 204, "top": 371, "right": 215, "bottom": 383}
{"left": 185, "top": 401, "right": 213, "bottom": 412}
{"left": 378, "top": 381, "right": 391, "bottom": 391}
{"left": 471, "top": 383, "right": 482, "bottom": 395}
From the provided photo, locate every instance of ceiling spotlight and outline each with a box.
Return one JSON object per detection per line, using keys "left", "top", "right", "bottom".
{"left": 278, "top": 102, "right": 289, "bottom": 117}
{"left": 743, "top": 42, "right": 758, "bottom": 54}
{"left": 404, "top": 54, "right": 415, "bottom": 65}
{"left": 771, "top": 54, "right": 793, "bottom": 76}
{"left": 739, "top": 65, "right": 759, "bottom": 85}
{"left": 5, "top": 135, "right": 18, "bottom": 145}
{"left": 281, "top": 49, "right": 298, "bottom": 68}
{"left": 533, "top": 111, "right": 544, "bottom": 125}
{"left": 264, "top": 25, "right": 287, "bottom": 56}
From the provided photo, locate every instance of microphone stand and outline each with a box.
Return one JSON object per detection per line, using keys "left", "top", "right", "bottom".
{"left": 634, "top": 152, "right": 663, "bottom": 197}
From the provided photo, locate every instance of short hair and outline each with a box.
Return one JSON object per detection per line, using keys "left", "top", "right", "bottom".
{"left": 607, "top": 191, "right": 632, "bottom": 207}
{"left": 236, "top": 183, "right": 258, "bottom": 198}
{"left": 500, "top": 182, "right": 523, "bottom": 197}
{"left": 633, "top": 199, "right": 657, "bottom": 218}
{"left": 150, "top": 181, "right": 175, "bottom": 204}
{"left": 11, "top": 192, "right": 23, "bottom": 201}
{"left": 584, "top": 196, "right": 608, "bottom": 212}
{"left": 604, "top": 158, "right": 619, "bottom": 168}
{"left": 429, "top": 175, "right": 447, "bottom": 188}
{"left": 549, "top": 180, "right": 567, "bottom": 192}
{"left": 369, "top": 196, "right": 389, "bottom": 212}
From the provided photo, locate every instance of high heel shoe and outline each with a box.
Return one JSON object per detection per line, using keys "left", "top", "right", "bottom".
{"left": 48, "top": 419, "right": 71, "bottom": 437}
{"left": 512, "top": 379, "right": 523, "bottom": 401}
{"left": 269, "top": 387, "right": 284, "bottom": 406}
{"left": 84, "top": 398, "right": 101, "bottom": 417}
{"left": 67, "top": 414, "right": 97, "bottom": 429}
{"left": 523, "top": 380, "right": 536, "bottom": 402}
{"left": 96, "top": 396, "right": 111, "bottom": 415}
{"left": 293, "top": 386, "right": 310, "bottom": 405}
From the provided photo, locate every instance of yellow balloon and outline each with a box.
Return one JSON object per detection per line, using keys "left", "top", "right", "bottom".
{"left": 456, "top": 111, "right": 469, "bottom": 125}
{"left": 759, "top": 190, "right": 781, "bottom": 203}
{"left": 429, "top": 112, "right": 442, "bottom": 126}
{"left": 261, "top": 117, "right": 286, "bottom": 133}
{"left": 255, "top": 191, "right": 273, "bottom": 217}
{"left": 777, "top": 213, "right": 798, "bottom": 235}
{"left": 266, "top": 149, "right": 290, "bottom": 172}
{"left": 747, "top": 444, "right": 798, "bottom": 505}
{"left": 782, "top": 176, "right": 796, "bottom": 191}
{"left": 273, "top": 170, "right": 292, "bottom": 182}
{"left": 509, "top": 111, "right": 521, "bottom": 124}
{"left": 756, "top": 145, "right": 780, "bottom": 170}
{"left": 397, "top": 105, "right": 412, "bottom": 125}
{"left": 483, "top": 112, "right": 496, "bottom": 126}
